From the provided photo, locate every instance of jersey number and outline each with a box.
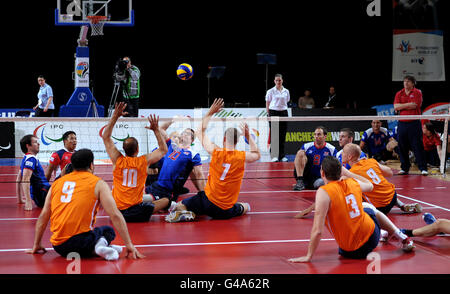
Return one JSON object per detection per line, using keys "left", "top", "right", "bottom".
{"left": 168, "top": 151, "right": 181, "bottom": 160}
{"left": 220, "top": 163, "right": 231, "bottom": 180}
{"left": 122, "top": 168, "right": 138, "bottom": 187}
{"left": 61, "top": 181, "right": 76, "bottom": 203}
{"left": 366, "top": 168, "right": 381, "bottom": 184}
{"left": 345, "top": 194, "right": 361, "bottom": 219}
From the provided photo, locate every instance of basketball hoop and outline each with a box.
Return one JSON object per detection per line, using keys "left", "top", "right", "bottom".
{"left": 87, "top": 15, "right": 108, "bottom": 36}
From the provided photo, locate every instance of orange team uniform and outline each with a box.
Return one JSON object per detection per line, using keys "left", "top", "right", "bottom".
{"left": 112, "top": 155, "right": 148, "bottom": 210}
{"left": 50, "top": 171, "right": 101, "bottom": 246}
{"left": 321, "top": 178, "right": 375, "bottom": 252}
{"left": 349, "top": 158, "right": 395, "bottom": 208}
{"left": 204, "top": 149, "right": 245, "bottom": 210}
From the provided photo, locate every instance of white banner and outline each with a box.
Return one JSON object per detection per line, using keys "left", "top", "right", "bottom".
{"left": 14, "top": 117, "right": 271, "bottom": 164}
{"left": 392, "top": 30, "right": 445, "bottom": 81}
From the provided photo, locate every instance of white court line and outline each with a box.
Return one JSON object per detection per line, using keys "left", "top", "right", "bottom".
{"left": 0, "top": 238, "right": 336, "bottom": 253}
{"left": 397, "top": 194, "right": 450, "bottom": 212}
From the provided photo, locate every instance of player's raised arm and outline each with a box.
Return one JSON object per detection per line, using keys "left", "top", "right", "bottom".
{"left": 240, "top": 122, "right": 260, "bottom": 163}
{"left": 145, "top": 114, "right": 168, "bottom": 164}
{"left": 102, "top": 102, "right": 127, "bottom": 164}
{"left": 196, "top": 98, "right": 223, "bottom": 154}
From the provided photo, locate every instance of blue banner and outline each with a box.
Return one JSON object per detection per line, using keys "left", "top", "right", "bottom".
{"left": 0, "top": 109, "right": 35, "bottom": 118}
{"left": 371, "top": 104, "right": 397, "bottom": 130}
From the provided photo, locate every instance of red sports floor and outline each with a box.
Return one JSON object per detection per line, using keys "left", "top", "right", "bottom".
{"left": 0, "top": 162, "right": 449, "bottom": 274}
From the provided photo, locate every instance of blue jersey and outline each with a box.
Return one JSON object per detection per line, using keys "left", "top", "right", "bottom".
{"left": 361, "top": 127, "right": 392, "bottom": 156}
{"left": 20, "top": 154, "right": 50, "bottom": 201}
{"left": 301, "top": 142, "right": 337, "bottom": 178}
{"left": 336, "top": 149, "right": 367, "bottom": 169}
{"left": 156, "top": 139, "right": 202, "bottom": 191}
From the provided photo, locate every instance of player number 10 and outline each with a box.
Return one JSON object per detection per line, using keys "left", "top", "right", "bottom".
{"left": 122, "top": 168, "right": 138, "bottom": 187}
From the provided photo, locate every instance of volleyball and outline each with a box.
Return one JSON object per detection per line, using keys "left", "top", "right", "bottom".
{"left": 177, "top": 63, "right": 193, "bottom": 80}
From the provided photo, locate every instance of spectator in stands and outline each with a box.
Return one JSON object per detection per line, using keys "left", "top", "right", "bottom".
{"left": 360, "top": 120, "right": 396, "bottom": 164}
{"left": 297, "top": 89, "right": 315, "bottom": 109}
{"left": 422, "top": 122, "right": 442, "bottom": 167}
{"left": 266, "top": 74, "right": 290, "bottom": 162}
{"left": 33, "top": 75, "right": 55, "bottom": 117}
{"left": 323, "top": 86, "right": 340, "bottom": 109}
{"left": 393, "top": 75, "right": 428, "bottom": 175}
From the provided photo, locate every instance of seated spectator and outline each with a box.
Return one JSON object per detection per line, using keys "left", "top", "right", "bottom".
{"left": 360, "top": 120, "right": 396, "bottom": 163}
{"left": 422, "top": 122, "right": 442, "bottom": 167}
{"left": 297, "top": 89, "right": 315, "bottom": 109}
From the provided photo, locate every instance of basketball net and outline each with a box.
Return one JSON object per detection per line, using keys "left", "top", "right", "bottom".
{"left": 87, "top": 15, "right": 108, "bottom": 36}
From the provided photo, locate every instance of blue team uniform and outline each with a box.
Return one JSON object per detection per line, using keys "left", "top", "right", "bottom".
{"left": 361, "top": 127, "right": 392, "bottom": 157}
{"left": 145, "top": 139, "right": 201, "bottom": 199}
{"left": 20, "top": 154, "right": 50, "bottom": 207}
{"left": 295, "top": 142, "right": 337, "bottom": 185}
{"left": 336, "top": 149, "right": 367, "bottom": 169}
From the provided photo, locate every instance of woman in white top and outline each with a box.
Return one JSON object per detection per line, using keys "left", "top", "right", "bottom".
{"left": 34, "top": 75, "right": 55, "bottom": 117}
{"left": 265, "top": 74, "right": 290, "bottom": 162}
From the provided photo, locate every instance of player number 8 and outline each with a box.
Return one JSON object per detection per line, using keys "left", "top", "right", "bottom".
{"left": 366, "top": 168, "right": 381, "bottom": 184}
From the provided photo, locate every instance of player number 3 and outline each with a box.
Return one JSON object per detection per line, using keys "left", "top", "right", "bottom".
{"left": 345, "top": 194, "right": 361, "bottom": 219}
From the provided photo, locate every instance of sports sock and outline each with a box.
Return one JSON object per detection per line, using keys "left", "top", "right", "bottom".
{"left": 109, "top": 245, "right": 123, "bottom": 254}
{"left": 393, "top": 229, "right": 408, "bottom": 240}
{"left": 95, "top": 237, "right": 119, "bottom": 261}
{"left": 402, "top": 229, "right": 414, "bottom": 237}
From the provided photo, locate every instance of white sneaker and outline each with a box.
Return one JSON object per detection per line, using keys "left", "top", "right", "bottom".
{"left": 421, "top": 170, "right": 428, "bottom": 176}
{"left": 398, "top": 170, "right": 408, "bottom": 175}
{"left": 271, "top": 157, "right": 279, "bottom": 162}
{"left": 380, "top": 229, "right": 389, "bottom": 242}
{"left": 281, "top": 157, "right": 288, "bottom": 162}
{"left": 168, "top": 201, "right": 177, "bottom": 213}
{"left": 165, "top": 210, "right": 196, "bottom": 223}
{"left": 401, "top": 203, "right": 423, "bottom": 213}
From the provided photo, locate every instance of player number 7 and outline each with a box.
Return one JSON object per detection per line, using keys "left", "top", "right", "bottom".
{"left": 220, "top": 163, "right": 231, "bottom": 181}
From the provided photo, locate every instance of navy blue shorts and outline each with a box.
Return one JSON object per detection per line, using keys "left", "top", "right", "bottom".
{"left": 31, "top": 185, "right": 50, "bottom": 208}
{"left": 145, "top": 182, "right": 172, "bottom": 200}
{"left": 53, "top": 226, "right": 116, "bottom": 258}
{"left": 120, "top": 202, "right": 155, "bottom": 222}
{"left": 377, "top": 191, "right": 398, "bottom": 215}
{"left": 182, "top": 191, "right": 245, "bottom": 220}
{"left": 338, "top": 208, "right": 381, "bottom": 259}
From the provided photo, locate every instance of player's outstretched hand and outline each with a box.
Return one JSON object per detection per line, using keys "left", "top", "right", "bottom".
{"left": 239, "top": 122, "right": 250, "bottom": 139}
{"left": 113, "top": 102, "right": 128, "bottom": 118}
{"left": 125, "top": 245, "right": 145, "bottom": 259}
{"left": 25, "top": 245, "right": 47, "bottom": 255}
{"left": 208, "top": 98, "right": 224, "bottom": 116}
{"left": 145, "top": 114, "right": 160, "bottom": 132}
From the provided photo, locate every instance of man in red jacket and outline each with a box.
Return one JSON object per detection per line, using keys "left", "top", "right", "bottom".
{"left": 393, "top": 75, "right": 427, "bottom": 175}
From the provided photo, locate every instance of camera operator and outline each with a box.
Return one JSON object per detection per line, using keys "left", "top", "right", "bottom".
{"left": 115, "top": 57, "right": 141, "bottom": 117}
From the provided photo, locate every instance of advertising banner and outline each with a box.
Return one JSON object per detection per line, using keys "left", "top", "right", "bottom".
{"left": 392, "top": 30, "right": 445, "bottom": 81}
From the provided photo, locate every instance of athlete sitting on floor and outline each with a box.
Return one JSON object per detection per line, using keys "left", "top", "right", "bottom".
{"left": 165, "top": 98, "right": 261, "bottom": 222}
{"left": 288, "top": 156, "right": 414, "bottom": 263}
{"left": 102, "top": 102, "right": 169, "bottom": 222}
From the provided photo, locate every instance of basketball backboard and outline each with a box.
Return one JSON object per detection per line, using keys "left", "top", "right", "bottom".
{"left": 55, "top": 0, "right": 134, "bottom": 26}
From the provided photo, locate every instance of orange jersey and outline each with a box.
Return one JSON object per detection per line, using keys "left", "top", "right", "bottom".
{"left": 321, "top": 178, "right": 375, "bottom": 252}
{"left": 112, "top": 155, "right": 148, "bottom": 210}
{"left": 350, "top": 158, "right": 395, "bottom": 208}
{"left": 50, "top": 171, "right": 101, "bottom": 246}
{"left": 204, "top": 148, "right": 245, "bottom": 210}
